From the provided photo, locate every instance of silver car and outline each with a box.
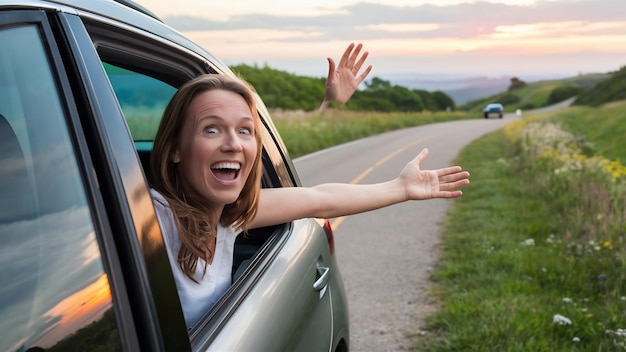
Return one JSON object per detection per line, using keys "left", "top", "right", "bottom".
{"left": 0, "top": 0, "right": 349, "bottom": 350}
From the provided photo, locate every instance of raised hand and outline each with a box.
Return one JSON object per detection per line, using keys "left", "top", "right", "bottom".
{"left": 398, "top": 148, "right": 470, "bottom": 200}
{"left": 321, "top": 43, "right": 373, "bottom": 109}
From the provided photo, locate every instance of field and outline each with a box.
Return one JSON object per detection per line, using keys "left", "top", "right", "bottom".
{"left": 418, "top": 101, "right": 626, "bottom": 351}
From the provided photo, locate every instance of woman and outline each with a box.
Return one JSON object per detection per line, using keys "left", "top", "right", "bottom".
{"left": 150, "top": 59, "right": 469, "bottom": 331}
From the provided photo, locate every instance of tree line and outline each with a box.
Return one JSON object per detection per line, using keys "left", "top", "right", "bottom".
{"left": 231, "top": 64, "right": 455, "bottom": 112}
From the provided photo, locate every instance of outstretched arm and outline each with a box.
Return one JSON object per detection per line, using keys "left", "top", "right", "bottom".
{"left": 319, "top": 42, "right": 373, "bottom": 112}
{"left": 247, "top": 148, "right": 469, "bottom": 229}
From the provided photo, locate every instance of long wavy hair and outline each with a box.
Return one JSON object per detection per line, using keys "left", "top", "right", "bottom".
{"left": 151, "top": 74, "right": 263, "bottom": 282}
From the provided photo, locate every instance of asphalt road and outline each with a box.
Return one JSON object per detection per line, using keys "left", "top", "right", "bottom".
{"left": 294, "top": 116, "right": 517, "bottom": 351}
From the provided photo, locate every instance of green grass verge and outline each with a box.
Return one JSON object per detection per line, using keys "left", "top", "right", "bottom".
{"left": 273, "top": 110, "right": 475, "bottom": 157}
{"left": 418, "top": 101, "right": 626, "bottom": 351}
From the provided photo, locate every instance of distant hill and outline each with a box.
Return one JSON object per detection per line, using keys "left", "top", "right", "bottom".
{"left": 460, "top": 72, "right": 611, "bottom": 113}
{"left": 381, "top": 73, "right": 512, "bottom": 105}
{"left": 574, "top": 66, "right": 626, "bottom": 106}
{"left": 230, "top": 62, "right": 620, "bottom": 112}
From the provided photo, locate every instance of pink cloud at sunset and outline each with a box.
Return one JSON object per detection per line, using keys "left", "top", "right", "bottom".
{"left": 138, "top": 0, "right": 625, "bottom": 78}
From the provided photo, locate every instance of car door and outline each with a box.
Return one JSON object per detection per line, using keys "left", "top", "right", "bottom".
{"left": 0, "top": 9, "right": 140, "bottom": 351}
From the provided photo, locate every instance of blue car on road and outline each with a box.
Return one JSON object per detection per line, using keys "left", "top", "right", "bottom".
{"left": 483, "top": 103, "right": 504, "bottom": 119}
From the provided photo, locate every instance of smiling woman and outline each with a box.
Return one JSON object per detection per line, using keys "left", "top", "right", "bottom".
{"left": 149, "top": 73, "right": 470, "bottom": 331}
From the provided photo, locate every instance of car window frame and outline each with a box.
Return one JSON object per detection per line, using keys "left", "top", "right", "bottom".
{"left": 55, "top": 11, "right": 194, "bottom": 351}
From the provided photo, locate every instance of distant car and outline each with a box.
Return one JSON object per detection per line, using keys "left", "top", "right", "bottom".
{"left": 483, "top": 103, "right": 504, "bottom": 119}
{"left": 0, "top": 1, "right": 349, "bottom": 351}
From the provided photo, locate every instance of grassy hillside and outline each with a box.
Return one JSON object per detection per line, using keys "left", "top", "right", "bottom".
{"left": 574, "top": 66, "right": 626, "bottom": 106}
{"left": 460, "top": 73, "right": 609, "bottom": 113}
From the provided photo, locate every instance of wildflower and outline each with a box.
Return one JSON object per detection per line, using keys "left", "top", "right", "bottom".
{"left": 621, "top": 296, "right": 626, "bottom": 301}
{"left": 553, "top": 314, "right": 572, "bottom": 326}
{"left": 598, "top": 274, "right": 607, "bottom": 281}
{"left": 521, "top": 238, "right": 535, "bottom": 246}
{"left": 572, "top": 337, "right": 580, "bottom": 342}
{"left": 562, "top": 297, "right": 573, "bottom": 303}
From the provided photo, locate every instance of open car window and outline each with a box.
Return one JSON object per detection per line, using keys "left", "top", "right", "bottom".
{"left": 94, "top": 30, "right": 291, "bottom": 339}
{"left": 104, "top": 62, "right": 176, "bottom": 142}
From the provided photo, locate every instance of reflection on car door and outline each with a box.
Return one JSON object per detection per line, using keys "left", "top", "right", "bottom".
{"left": 0, "top": 12, "right": 126, "bottom": 352}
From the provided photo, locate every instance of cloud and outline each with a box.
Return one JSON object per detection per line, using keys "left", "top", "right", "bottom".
{"left": 162, "top": 0, "right": 625, "bottom": 42}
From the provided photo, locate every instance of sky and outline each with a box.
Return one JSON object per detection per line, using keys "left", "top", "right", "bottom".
{"left": 136, "top": 0, "right": 626, "bottom": 81}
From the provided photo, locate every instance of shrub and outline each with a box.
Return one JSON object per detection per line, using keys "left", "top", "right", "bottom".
{"left": 499, "top": 93, "right": 521, "bottom": 105}
{"left": 548, "top": 85, "right": 582, "bottom": 105}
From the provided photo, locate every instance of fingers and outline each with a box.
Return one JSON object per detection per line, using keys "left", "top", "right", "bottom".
{"left": 348, "top": 43, "right": 363, "bottom": 69}
{"left": 326, "top": 57, "right": 336, "bottom": 82}
{"left": 355, "top": 64, "right": 373, "bottom": 84}
{"left": 440, "top": 170, "right": 469, "bottom": 183}
{"left": 437, "top": 166, "right": 464, "bottom": 177}
{"left": 435, "top": 190, "right": 464, "bottom": 198}
{"left": 353, "top": 49, "right": 368, "bottom": 73}
{"left": 439, "top": 178, "right": 470, "bottom": 191}
{"left": 410, "top": 148, "right": 429, "bottom": 166}
{"left": 437, "top": 170, "right": 469, "bottom": 199}
{"left": 338, "top": 42, "right": 355, "bottom": 68}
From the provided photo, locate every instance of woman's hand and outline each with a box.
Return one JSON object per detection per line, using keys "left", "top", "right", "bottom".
{"left": 321, "top": 43, "right": 373, "bottom": 109}
{"left": 398, "top": 148, "right": 470, "bottom": 200}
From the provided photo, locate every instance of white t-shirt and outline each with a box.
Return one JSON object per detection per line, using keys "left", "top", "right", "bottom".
{"left": 150, "top": 189, "right": 238, "bottom": 329}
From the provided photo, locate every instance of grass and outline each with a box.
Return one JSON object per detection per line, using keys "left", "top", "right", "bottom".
{"left": 272, "top": 109, "right": 475, "bottom": 157}
{"left": 417, "top": 101, "right": 626, "bottom": 351}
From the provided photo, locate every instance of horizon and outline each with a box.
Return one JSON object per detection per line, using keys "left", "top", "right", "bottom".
{"left": 136, "top": 0, "right": 625, "bottom": 81}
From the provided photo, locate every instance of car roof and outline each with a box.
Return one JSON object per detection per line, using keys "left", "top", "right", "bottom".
{"left": 1, "top": 0, "right": 232, "bottom": 75}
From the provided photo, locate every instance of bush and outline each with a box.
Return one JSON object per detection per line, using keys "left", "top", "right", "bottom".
{"left": 519, "top": 103, "right": 536, "bottom": 110}
{"left": 548, "top": 85, "right": 581, "bottom": 105}
{"left": 499, "top": 94, "right": 521, "bottom": 105}
{"left": 508, "top": 77, "right": 527, "bottom": 91}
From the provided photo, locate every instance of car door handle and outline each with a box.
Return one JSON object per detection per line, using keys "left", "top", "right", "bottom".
{"left": 313, "top": 263, "right": 330, "bottom": 292}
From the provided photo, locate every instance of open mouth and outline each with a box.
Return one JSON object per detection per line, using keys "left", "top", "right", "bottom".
{"left": 211, "top": 162, "right": 241, "bottom": 181}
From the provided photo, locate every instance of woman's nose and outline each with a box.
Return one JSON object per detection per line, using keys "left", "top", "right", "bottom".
{"left": 221, "top": 131, "right": 243, "bottom": 152}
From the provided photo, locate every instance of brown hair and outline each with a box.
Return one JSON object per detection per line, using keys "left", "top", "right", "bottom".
{"left": 151, "top": 74, "right": 263, "bottom": 281}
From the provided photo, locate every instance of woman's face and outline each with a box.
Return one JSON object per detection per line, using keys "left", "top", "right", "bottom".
{"left": 173, "top": 89, "right": 258, "bottom": 209}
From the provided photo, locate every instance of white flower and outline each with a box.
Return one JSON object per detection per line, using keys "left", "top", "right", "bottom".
{"left": 562, "top": 297, "right": 573, "bottom": 303}
{"left": 553, "top": 314, "right": 572, "bottom": 326}
{"left": 521, "top": 238, "right": 535, "bottom": 246}
{"left": 572, "top": 337, "right": 580, "bottom": 342}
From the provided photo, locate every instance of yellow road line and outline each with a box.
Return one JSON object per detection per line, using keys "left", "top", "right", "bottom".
{"left": 330, "top": 137, "right": 431, "bottom": 230}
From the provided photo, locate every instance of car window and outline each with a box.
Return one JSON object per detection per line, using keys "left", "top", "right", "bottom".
{"left": 104, "top": 62, "right": 176, "bottom": 141}
{"left": 0, "top": 23, "right": 122, "bottom": 352}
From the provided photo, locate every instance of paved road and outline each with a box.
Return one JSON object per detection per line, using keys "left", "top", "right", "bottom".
{"left": 294, "top": 116, "right": 517, "bottom": 351}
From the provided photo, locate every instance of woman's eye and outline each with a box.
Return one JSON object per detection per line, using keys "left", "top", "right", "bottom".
{"left": 205, "top": 126, "right": 219, "bottom": 134}
{"left": 239, "top": 127, "right": 252, "bottom": 135}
